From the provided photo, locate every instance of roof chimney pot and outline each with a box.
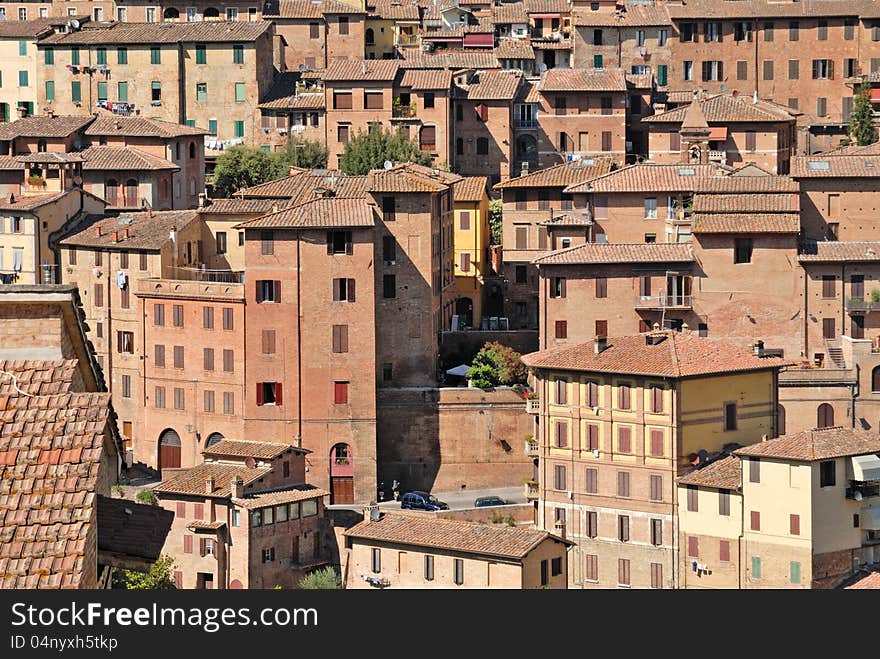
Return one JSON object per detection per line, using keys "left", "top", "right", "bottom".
{"left": 593, "top": 335, "right": 608, "bottom": 354}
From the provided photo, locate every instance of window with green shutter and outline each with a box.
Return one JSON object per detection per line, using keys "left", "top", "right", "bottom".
{"left": 71, "top": 81, "right": 81, "bottom": 103}
{"left": 259, "top": 145, "right": 270, "bottom": 152}
{"left": 751, "top": 556, "right": 762, "bottom": 579}
{"left": 44, "top": 48, "right": 54, "bottom": 65}
{"left": 790, "top": 561, "right": 801, "bottom": 584}
{"left": 117, "top": 47, "right": 127, "bottom": 64}
{"left": 97, "top": 81, "right": 107, "bottom": 100}
{"left": 235, "top": 82, "right": 245, "bottom": 102}
{"left": 18, "top": 71, "right": 28, "bottom": 87}
{"left": 657, "top": 64, "right": 668, "bottom": 86}
{"left": 19, "top": 40, "right": 26, "bottom": 56}
{"left": 118, "top": 81, "right": 129, "bottom": 102}
{"left": 151, "top": 47, "right": 161, "bottom": 64}
{"left": 45, "top": 80, "right": 54, "bottom": 101}
{"left": 96, "top": 47, "right": 106, "bottom": 65}
{"left": 233, "top": 45, "right": 244, "bottom": 64}
{"left": 593, "top": 54, "right": 603, "bottom": 68}
{"left": 71, "top": 48, "right": 80, "bottom": 65}
{"left": 186, "top": 119, "right": 196, "bottom": 128}
{"left": 234, "top": 121, "right": 244, "bottom": 138}
{"left": 208, "top": 119, "right": 217, "bottom": 135}
{"left": 196, "top": 83, "right": 207, "bottom": 102}
{"left": 196, "top": 44, "right": 206, "bottom": 64}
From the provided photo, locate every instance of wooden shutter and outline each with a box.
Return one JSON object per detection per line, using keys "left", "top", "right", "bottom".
{"left": 347, "top": 279, "right": 356, "bottom": 302}
{"left": 587, "top": 381, "right": 598, "bottom": 407}
{"left": 750, "top": 510, "right": 761, "bottom": 531}
{"left": 595, "top": 320, "right": 608, "bottom": 338}
{"left": 326, "top": 232, "right": 334, "bottom": 254}
{"left": 650, "top": 430, "right": 664, "bottom": 456}
{"left": 345, "top": 232, "right": 353, "bottom": 255}
{"left": 618, "top": 426, "right": 631, "bottom": 453}
{"left": 822, "top": 275, "right": 835, "bottom": 298}
{"left": 749, "top": 457, "right": 760, "bottom": 483}
{"left": 745, "top": 130, "right": 756, "bottom": 151}
{"left": 719, "top": 540, "right": 730, "bottom": 562}
{"left": 556, "top": 379, "right": 567, "bottom": 405}
{"left": 555, "top": 320, "right": 567, "bottom": 339}
{"left": 790, "top": 514, "right": 800, "bottom": 535}
{"left": 459, "top": 210, "right": 471, "bottom": 231}
{"left": 256, "top": 383, "right": 264, "bottom": 406}
{"left": 688, "top": 536, "right": 699, "bottom": 557}
{"left": 274, "top": 383, "right": 283, "bottom": 405}
{"left": 199, "top": 538, "right": 207, "bottom": 557}
{"left": 618, "top": 559, "right": 630, "bottom": 585}
{"left": 650, "top": 475, "right": 661, "bottom": 501}
{"left": 555, "top": 420, "right": 567, "bottom": 447}
{"left": 651, "top": 386, "right": 663, "bottom": 413}
{"left": 273, "top": 280, "right": 281, "bottom": 303}
{"left": 586, "top": 512, "right": 597, "bottom": 538}
{"left": 618, "top": 384, "right": 630, "bottom": 410}
{"left": 585, "top": 468, "right": 597, "bottom": 493}
{"left": 617, "top": 471, "right": 629, "bottom": 497}
{"left": 601, "top": 131, "right": 611, "bottom": 151}
{"left": 262, "top": 329, "right": 275, "bottom": 354}
{"left": 587, "top": 424, "right": 598, "bottom": 451}
{"left": 595, "top": 276, "right": 607, "bottom": 298}
{"left": 687, "top": 485, "right": 698, "bottom": 511}
{"left": 184, "top": 535, "right": 193, "bottom": 554}
{"left": 176, "top": 502, "right": 186, "bottom": 517}
{"left": 719, "top": 490, "right": 730, "bottom": 516}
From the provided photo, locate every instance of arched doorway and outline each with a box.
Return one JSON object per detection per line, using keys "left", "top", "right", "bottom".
{"left": 455, "top": 296, "right": 473, "bottom": 328}
{"left": 872, "top": 366, "right": 880, "bottom": 392}
{"left": 817, "top": 403, "right": 834, "bottom": 429}
{"left": 366, "top": 27, "right": 375, "bottom": 45}
{"left": 163, "top": 7, "right": 180, "bottom": 20}
{"left": 229, "top": 579, "right": 243, "bottom": 589}
{"left": 205, "top": 432, "right": 224, "bottom": 448}
{"left": 158, "top": 428, "right": 181, "bottom": 471}
{"left": 123, "top": 178, "right": 138, "bottom": 207}
{"left": 329, "top": 443, "right": 354, "bottom": 504}
{"left": 105, "top": 178, "right": 118, "bottom": 206}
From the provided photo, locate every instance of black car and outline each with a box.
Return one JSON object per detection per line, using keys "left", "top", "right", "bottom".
{"left": 400, "top": 491, "right": 449, "bottom": 511}
{"left": 474, "top": 495, "right": 507, "bottom": 508}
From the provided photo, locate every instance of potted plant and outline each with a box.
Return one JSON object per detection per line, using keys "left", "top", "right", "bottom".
{"left": 872, "top": 289, "right": 880, "bottom": 305}
{"left": 27, "top": 174, "right": 46, "bottom": 187}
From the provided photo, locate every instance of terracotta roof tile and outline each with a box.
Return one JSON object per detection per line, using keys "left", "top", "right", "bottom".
{"left": 465, "top": 70, "right": 522, "bottom": 100}
{"left": 791, "top": 154, "right": 880, "bottom": 177}
{"left": 400, "top": 49, "right": 500, "bottom": 69}
{"left": 493, "top": 2, "right": 528, "bottom": 23}
{"left": 345, "top": 511, "right": 571, "bottom": 559}
{"left": 324, "top": 59, "right": 400, "bottom": 81}
{"left": 236, "top": 197, "right": 376, "bottom": 229}
{"left": 692, "top": 212, "right": 801, "bottom": 234}
{"left": 0, "top": 191, "right": 71, "bottom": 212}
{"left": 78, "top": 146, "right": 179, "bottom": 171}
{"left": 845, "top": 570, "right": 880, "bottom": 589}
{"left": 0, "top": 360, "right": 78, "bottom": 396}
{"left": 60, "top": 210, "right": 200, "bottom": 250}
{"left": 0, "top": 18, "right": 87, "bottom": 38}
{"left": 526, "top": 0, "right": 571, "bottom": 13}
{"left": 259, "top": 74, "right": 325, "bottom": 110}
{"left": 84, "top": 116, "right": 208, "bottom": 138}
{"left": 199, "top": 198, "right": 291, "bottom": 214}
{"left": 564, "top": 164, "right": 798, "bottom": 194}
{"left": 626, "top": 72, "right": 653, "bottom": 89}
{"left": 537, "top": 213, "right": 594, "bottom": 226}
{"left": 263, "top": 0, "right": 365, "bottom": 17}
{"left": 677, "top": 455, "right": 742, "bottom": 489}
{"left": 97, "top": 495, "right": 174, "bottom": 563}
{"left": 798, "top": 241, "right": 880, "bottom": 263}
{"left": 398, "top": 69, "right": 454, "bottom": 90}
{"left": 693, "top": 193, "right": 799, "bottom": 213}
{"left": 522, "top": 332, "right": 792, "bottom": 378}
{"left": 367, "top": 0, "right": 422, "bottom": 20}
{"left": 0, "top": 115, "right": 93, "bottom": 140}
{"left": 187, "top": 520, "right": 226, "bottom": 530}
{"left": 667, "top": 0, "right": 868, "bottom": 20}
{"left": 237, "top": 169, "right": 367, "bottom": 200}
{"left": 734, "top": 427, "right": 880, "bottom": 461}
{"left": 452, "top": 176, "right": 488, "bottom": 202}
{"left": 494, "top": 39, "right": 535, "bottom": 60}
{"left": 645, "top": 93, "right": 798, "bottom": 124}
{"left": 532, "top": 242, "right": 694, "bottom": 265}
{"left": 496, "top": 159, "right": 613, "bottom": 189}
{"left": 367, "top": 163, "right": 450, "bottom": 192}
{"left": 822, "top": 142, "right": 880, "bottom": 156}
{"left": 40, "top": 21, "right": 271, "bottom": 45}
{"left": 232, "top": 484, "right": 329, "bottom": 509}
{"left": 202, "top": 439, "right": 302, "bottom": 460}
{"left": 573, "top": 5, "right": 671, "bottom": 26}
{"left": 539, "top": 68, "right": 627, "bottom": 92}
{"left": 153, "top": 463, "right": 273, "bottom": 498}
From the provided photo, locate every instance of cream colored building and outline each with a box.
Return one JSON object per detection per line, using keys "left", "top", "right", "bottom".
{"left": 678, "top": 427, "right": 880, "bottom": 589}
{"left": 343, "top": 510, "right": 572, "bottom": 589}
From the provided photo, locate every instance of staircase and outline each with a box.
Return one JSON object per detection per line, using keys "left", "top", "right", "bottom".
{"left": 826, "top": 343, "right": 846, "bottom": 369}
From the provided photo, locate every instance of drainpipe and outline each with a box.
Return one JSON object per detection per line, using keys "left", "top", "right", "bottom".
{"left": 852, "top": 363, "right": 860, "bottom": 429}
{"left": 672, "top": 382, "right": 680, "bottom": 589}
{"left": 296, "top": 230, "right": 303, "bottom": 447}
{"left": 803, "top": 263, "right": 810, "bottom": 359}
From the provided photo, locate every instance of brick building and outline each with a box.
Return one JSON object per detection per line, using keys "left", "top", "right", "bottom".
{"left": 344, "top": 509, "right": 572, "bottom": 589}
{"left": 153, "top": 439, "right": 330, "bottom": 589}
{"left": 522, "top": 331, "right": 789, "bottom": 588}
{"left": 257, "top": 72, "right": 326, "bottom": 154}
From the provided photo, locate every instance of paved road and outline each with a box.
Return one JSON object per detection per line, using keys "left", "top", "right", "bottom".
{"left": 328, "top": 486, "right": 525, "bottom": 512}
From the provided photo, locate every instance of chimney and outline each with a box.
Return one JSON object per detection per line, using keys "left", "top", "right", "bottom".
{"left": 230, "top": 476, "right": 244, "bottom": 499}
{"left": 169, "top": 225, "right": 177, "bottom": 243}
{"left": 114, "top": 119, "right": 121, "bottom": 130}
{"left": 122, "top": 227, "right": 129, "bottom": 240}
{"left": 593, "top": 335, "right": 608, "bottom": 354}
{"left": 363, "top": 505, "right": 380, "bottom": 522}
{"left": 206, "top": 477, "right": 215, "bottom": 494}
{"left": 112, "top": 230, "right": 119, "bottom": 242}
{"left": 95, "top": 225, "right": 103, "bottom": 237}
{"left": 271, "top": 203, "right": 279, "bottom": 213}
{"left": 761, "top": 434, "right": 769, "bottom": 442}
{"left": 147, "top": 207, "right": 153, "bottom": 218}
{"left": 752, "top": 340, "right": 765, "bottom": 357}
{"left": 681, "top": 322, "right": 689, "bottom": 333}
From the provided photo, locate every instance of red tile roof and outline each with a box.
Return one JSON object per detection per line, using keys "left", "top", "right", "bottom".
{"left": 798, "top": 241, "right": 880, "bottom": 263}
{"left": 40, "top": 20, "right": 272, "bottom": 44}
{"left": 452, "top": 176, "right": 488, "bottom": 202}
{"left": 399, "top": 49, "right": 500, "bottom": 70}
{"left": 203, "top": 440, "right": 303, "bottom": 460}
{"left": 398, "top": 69, "right": 454, "bottom": 90}
{"left": 60, "top": 210, "right": 200, "bottom": 250}
{"left": 522, "top": 332, "right": 791, "bottom": 377}
{"left": 465, "top": 70, "right": 522, "bottom": 100}
{"left": 199, "top": 198, "right": 291, "bottom": 215}
{"left": 492, "top": 2, "right": 528, "bottom": 23}
{"left": 573, "top": 5, "right": 671, "bottom": 26}
{"left": 345, "top": 511, "right": 571, "bottom": 559}
{"left": 692, "top": 213, "right": 801, "bottom": 234}
{"left": 496, "top": 159, "right": 613, "bottom": 189}
{"left": 791, "top": 155, "right": 880, "bottom": 178}
{"left": 232, "top": 485, "right": 329, "bottom": 509}
{"left": 237, "top": 169, "right": 367, "bottom": 200}
{"left": 78, "top": 146, "right": 179, "bottom": 171}
{"left": 84, "top": 116, "right": 208, "bottom": 138}
{"left": 494, "top": 39, "right": 535, "bottom": 60}
{"left": 667, "top": 0, "right": 867, "bottom": 19}
{"left": 0, "top": 360, "right": 78, "bottom": 396}
{"left": 539, "top": 68, "right": 627, "bottom": 92}
{"left": 368, "top": 0, "right": 421, "bottom": 20}
{"left": 693, "top": 193, "right": 799, "bottom": 213}
{"left": 734, "top": 427, "right": 880, "bottom": 461}
{"left": 236, "top": 197, "right": 376, "bottom": 229}
{"left": 0, "top": 115, "right": 93, "bottom": 140}
{"left": 0, "top": 386, "right": 112, "bottom": 589}
{"left": 0, "top": 17, "right": 90, "bottom": 38}
{"left": 259, "top": 72, "right": 326, "bottom": 110}
{"left": 153, "top": 463, "right": 273, "bottom": 498}
{"left": 0, "top": 191, "right": 71, "bottom": 212}
{"left": 845, "top": 570, "right": 880, "bottom": 589}
{"left": 367, "top": 163, "right": 450, "bottom": 192}
{"left": 324, "top": 59, "right": 400, "bottom": 81}
{"left": 677, "top": 455, "right": 742, "bottom": 489}
{"left": 564, "top": 164, "right": 798, "bottom": 194}
{"left": 264, "top": 0, "right": 365, "bottom": 17}
{"left": 533, "top": 242, "right": 694, "bottom": 265}
{"left": 645, "top": 94, "right": 798, "bottom": 123}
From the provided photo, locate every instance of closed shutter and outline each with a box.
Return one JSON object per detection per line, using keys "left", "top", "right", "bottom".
{"left": 618, "top": 558, "right": 630, "bottom": 585}
{"left": 585, "top": 468, "right": 597, "bottom": 493}
{"left": 751, "top": 510, "right": 761, "bottom": 530}
{"left": 595, "top": 276, "right": 607, "bottom": 298}
{"left": 618, "top": 516, "right": 629, "bottom": 542}
{"left": 618, "top": 426, "right": 631, "bottom": 453}
{"left": 617, "top": 471, "right": 629, "bottom": 497}
{"left": 651, "top": 386, "right": 663, "bottom": 413}
{"left": 585, "top": 554, "right": 597, "bottom": 580}
{"left": 650, "top": 430, "right": 664, "bottom": 456}
{"left": 364, "top": 92, "right": 383, "bottom": 109}
{"left": 554, "top": 464, "right": 566, "bottom": 490}
{"left": 586, "top": 381, "right": 598, "bottom": 407}
{"left": 651, "top": 563, "right": 662, "bottom": 588}
{"left": 274, "top": 383, "right": 283, "bottom": 405}
{"left": 719, "top": 491, "right": 730, "bottom": 516}
{"left": 184, "top": 535, "right": 193, "bottom": 554}
{"left": 687, "top": 485, "right": 698, "bottom": 511}
{"left": 790, "top": 514, "right": 800, "bottom": 535}
{"left": 223, "top": 350, "right": 234, "bottom": 372}
{"left": 587, "top": 424, "right": 598, "bottom": 451}
{"left": 154, "top": 345, "right": 165, "bottom": 367}
{"left": 555, "top": 379, "right": 567, "bottom": 404}
{"left": 595, "top": 320, "right": 608, "bottom": 338}
{"left": 762, "top": 60, "right": 773, "bottom": 80}
{"left": 670, "top": 130, "right": 680, "bottom": 151}
{"left": 618, "top": 385, "right": 630, "bottom": 410}
{"left": 601, "top": 131, "right": 612, "bottom": 152}
{"left": 749, "top": 457, "right": 760, "bottom": 483}
{"left": 262, "top": 329, "right": 276, "bottom": 354}
{"left": 555, "top": 420, "right": 567, "bottom": 448}
{"left": 199, "top": 538, "right": 207, "bottom": 557}
{"left": 650, "top": 475, "right": 662, "bottom": 501}
{"left": 256, "top": 383, "right": 264, "bottom": 406}
{"left": 94, "top": 283, "right": 103, "bottom": 307}
{"left": 203, "top": 348, "right": 214, "bottom": 371}
{"left": 555, "top": 320, "right": 567, "bottom": 339}
{"left": 688, "top": 536, "right": 699, "bottom": 557}
{"left": 719, "top": 540, "right": 730, "bottom": 562}
{"left": 420, "top": 125, "right": 436, "bottom": 150}
{"left": 459, "top": 210, "right": 471, "bottom": 231}
{"left": 176, "top": 502, "right": 185, "bottom": 517}
{"left": 822, "top": 275, "right": 835, "bottom": 298}
{"left": 788, "top": 59, "right": 799, "bottom": 80}
{"left": 745, "top": 131, "right": 756, "bottom": 152}
{"left": 586, "top": 512, "right": 597, "bottom": 538}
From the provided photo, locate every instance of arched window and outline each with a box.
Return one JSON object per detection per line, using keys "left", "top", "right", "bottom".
{"left": 163, "top": 7, "right": 180, "bottom": 20}
{"left": 124, "top": 178, "right": 138, "bottom": 207}
{"left": 873, "top": 366, "right": 880, "bottom": 392}
{"left": 817, "top": 403, "right": 834, "bottom": 429}
{"left": 332, "top": 443, "right": 351, "bottom": 465}
{"left": 777, "top": 404, "right": 786, "bottom": 437}
{"left": 205, "top": 432, "right": 224, "bottom": 448}
{"left": 365, "top": 27, "right": 375, "bottom": 45}
{"left": 105, "top": 178, "right": 118, "bottom": 206}
{"left": 203, "top": 7, "right": 220, "bottom": 18}
{"left": 37, "top": 139, "right": 47, "bottom": 153}
{"left": 158, "top": 428, "right": 181, "bottom": 470}
{"left": 189, "top": 141, "right": 196, "bottom": 159}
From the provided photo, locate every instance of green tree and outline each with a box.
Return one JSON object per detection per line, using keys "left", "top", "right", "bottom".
{"left": 849, "top": 83, "right": 878, "bottom": 147}
{"left": 276, "top": 136, "right": 328, "bottom": 171}
{"left": 488, "top": 198, "right": 503, "bottom": 245}
{"left": 136, "top": 489, "right": 157, "bottom": 505}
{"left": 338, "top": 126, "right": 431, "bottom": 175}
{"left": 466, "top": 342, "right": 528, "bottom": 390}
{"left": 212, "top": 146, "right": 280, "bottom": 197}
{"left": 299, "top": 566, "right": 341, "bottom": 589}
{"left": 117, "top": 555, "right": 176, "bottom": 590}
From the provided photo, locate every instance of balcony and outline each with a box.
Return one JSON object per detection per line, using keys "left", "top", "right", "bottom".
{"left": 709, "top": 149, "right": 727, "bottom": 165}
{"left": 524, "top": 481, "right": 539, "bottom": 500}
{"left": 395, "top": 32, "right": 419, "bottom": 47}
{"left": 525, "top": 437, "right": 539, "bottom": 456}
{"left": 515, "top": 119, "right": 537, "bottom": 129}
{"left": 846, "top": 297, "right": 880, "bottom": 313}
{"left": 634, "top": 294, "right": 693, "bottom": 311}
{"left": 173, "top": 267, "right": 246, "bottom": 284}
{"left": 392, "top": 104, "right": 417, "bottom": 119}
{"left": 525, "top": 398, "right": 540, "bottom": 414}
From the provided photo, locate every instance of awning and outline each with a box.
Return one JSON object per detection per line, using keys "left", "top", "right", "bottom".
{"left": 861, "top": 506, "right": 880, "bottom": 530}
{"left": 852, "top": 454, "right": 880, "bottom": 482}
{"left": 446, "top": 364, "right": 471, "bottom": 377}
{"left": 870, "top": 88, "right": 880, "bottom": 103}
{"left": 708, "top": 126, "right": 728, "bottom": 141}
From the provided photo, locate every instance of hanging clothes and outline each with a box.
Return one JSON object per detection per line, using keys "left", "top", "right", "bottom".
{"left": 116, "top": 270, "right": 127, "bottom": 289}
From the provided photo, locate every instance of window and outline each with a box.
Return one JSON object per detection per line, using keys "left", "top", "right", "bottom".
{"left": 195, "top": 44, "right": 207, "bottom": 65}
{"left": 203, "top": 348, "right": 214, "bottom": 371}
{"left": 585, "top": 511, "right": 597, "bottom": 538}
{"left": 644, "top": 197, "right": 658, "bottom": 219}
{"left": 734, "top": 238, "right": 752, "bottom": 264}
{"left": 701, "top": 61, "right": 723, "bottom": 82}
{"left": 657, "top": 64, "right": 668, "bottom": 86}
{"left": 734, "top": 21, "right": 752, "bottom": 42}
{"left": 223, "top": 392, "right": 234, "bottom": 415}
{"left": 453, "top": 559, "right": 464, "bottom": 585}
{"left": 338, "top": 16, "right": 349, "bottom": 35}
{"left": 649, "top": 430, "right": 663, "bottom": 457}
{"left": 154, "top": 345, "right": 165, "bottom": 368}
{"left": 334, "top": 381, "right": 349, "bottom": 404}
{"left": 256, "top": 280, "right": 281, "bottom": 303}
{"left": 550, "top": 464, "right": 567, "bottom": 492}
{"left": 235, "top": 121, "right": 245, "bottom": 138}
{"left": 332, "top": 325, "right": 348, "bottom": 353}
{"left": 683, "top": 61, "right": 693, "bottom": 81}
{"left": 789, "top": 513, "right": 801, "bottom": 536}
{"left": 688, "top": 536, "right": 699, "bottom": 558}
{"left": 594, "top": 276, "right": 608, "bottom": 298}
{"left": 555, "top": 321, "right": 567, "bottom": 339}
{"left": 424, "top": 555, "right": 434, "bottom": 581}
{"left": 715, "top": 540, "right": 730, "bottom": 563}
{"left": 196, "top": 83, "right": 207, "bottom": 102}
{"left": 844, "top": 59, "right": 857, "bottom": 79}
{"left": 71, "top": 81, "right": 81, "bottom": 104}
{"left": 585, "top": 380, "right": 599, "bottom": 408}
{"left": 332, "top": 278, "right": 356, "bottom": 302}
{"left": 117, "top": 47, "right": 128, "bottom": 65}
{"left": 658, "top": 28, "right": 668, "bottom": 46}
{"left": 617, "top": 384, "right": 631, "bottom": 410}
{"left": 845, "top": 19, "right": 856, "bottom": 40}
{"left": 257, "top": 382, "right": 282, "bottom": 406}
{"left": 584, "top": 554, "right": 598, "bottom": 581}
{"left": 551, "top": 557, "right": 562, "bottom": 577}
{"left": 762, "top": 60, "right": 773, "bottom": 81}
{"left": 117, "top": 331, "right": 134, "bottom": 354}
{"left": 328, "top": 229, "right": 352, "bottom": 255}
{"left": 45, "top": 80, "right": 55, "bottom": 102}
{"left": 476, "top": 138, "right": 488, "bottom": 155}
{"left": 554, "top": 378, "right": 567, "bottom": 405}
{"left": 820, "top": 274, "right": 837, "bottom": 299}
{"left": 232, "top": 44, "right": 245, "bottom": 64}
{"left": 788, "top": 20, "right": 799, "bottom": 41}
{"left": 817, "top": 403, "right": 834, "bottom": 428}
{"left": 515, "top": 265, "right": 527, "bottom": 284}
{"left": 719, "top": 491, "right": 730, "bottom": 516}
{"left": 750, "top": 511, "right": 761, "bottom": 531}
{"left": 617, "top": 471, "right": 630, "bottom": 497}
{"left": 820, "top": 460, "right": 836, "bottom": 487}
{"left": 235, "top": 82, "right": 246, "bottom": 102}
{"left": 618, "top": 559, "right": 630, "bottom": 587}
{"left": 650, "top": 519, "right": 662, "bottom": 546}
{"left": 617, "top": 516, "right": 629, "bottom": 542}
{"left": 173, "top": 345, "right": 184, "bottom": 369}
{"left": 585, "top": 468, "right": 598, "bottom": 494}
{"left": 724, "top": 402, "right": 737, "bottom": 431}
{"left": 383, "top": 274, "right": 396, "bottom": 299}
{"left": 686, "top": 485, "right": 699, "bottom": 512}
{"left": 812, "top": 59, "right": 833, "bottom": 79}
{"left": 788, "top": 60, "right": 799, "bottom": 80}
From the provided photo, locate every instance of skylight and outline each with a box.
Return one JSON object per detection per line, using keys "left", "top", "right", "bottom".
{"left": 806, "top": 161, "right": 830, "bottom": 171}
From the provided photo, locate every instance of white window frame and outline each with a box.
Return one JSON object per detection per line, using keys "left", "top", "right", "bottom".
{"left": 644, "top": 197, "right": 658, "bottom": 219}
{"left": 226, "top": 7, "right": 239, "bottom": 20}
{"left": 683, "top": 61, "right": 693, "bottom": 81}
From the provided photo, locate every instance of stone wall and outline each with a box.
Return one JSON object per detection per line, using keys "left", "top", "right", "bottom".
{"left": 377, "top": 387, "right": 535, "bottom": 494}
{"left": 440, "top": 330, "right": 539, "bottom": 372}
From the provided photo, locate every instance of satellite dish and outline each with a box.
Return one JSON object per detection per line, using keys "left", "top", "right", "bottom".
{"left": 383, "top": 160, "right": 393, "bottom": 170}
{"left": 68, "top": 19, "right": 80, "bottom": 30}
{"left": 719, "top": 83, "right": 727, "bottom": 92}
{"left": 298, "top": 63, "right": 306, "bottom": 72}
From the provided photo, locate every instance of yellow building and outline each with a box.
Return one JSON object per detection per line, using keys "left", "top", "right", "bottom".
{"left": 0, "top": 19, "right": 69, "bottom": 121}
{"left": 364, "top": 0, "right": 420, "bottom": 59}
{"left": 522, "top": 331, "right": 790, "bottom": 589}
{"left": 679, "top": 427, "right": 880, "bottom": 589}
{"left": 451, "top": 176, "right": 489, "bottom": 328}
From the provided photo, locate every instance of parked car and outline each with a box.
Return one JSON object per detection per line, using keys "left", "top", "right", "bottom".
{"left": 400, "top": 491, "right": 449, "bottom": 511}
{"left": 474, "top": 496, "right": 507, "bottom": 508}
